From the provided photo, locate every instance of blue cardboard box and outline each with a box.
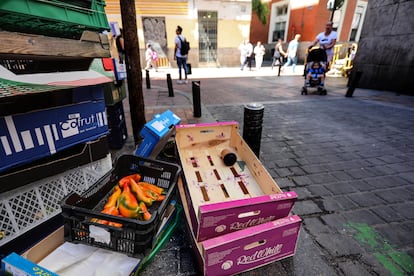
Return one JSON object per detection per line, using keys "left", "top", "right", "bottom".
{"left": 135, "top": 110, "right": 181, "bottom": 157}
{"left": 0, "top": 100, "right": 108, "bottom": 173}
{"left": 1, "top": 252, "right": 58, "bottom": 276}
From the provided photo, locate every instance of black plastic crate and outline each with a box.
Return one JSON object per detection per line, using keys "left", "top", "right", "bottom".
{"left": 106, "top": 101, "right": 125, "bottom": 127}
{"left": 108, "top": 119, "right": 128, "bottom": 149}
{"left": 60, "top": 154, "right": 181, "bottom": 256}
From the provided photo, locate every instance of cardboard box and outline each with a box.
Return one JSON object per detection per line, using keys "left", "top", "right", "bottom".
{"left": 0, "top": 135, "right": 109, "bottom": 193}
{"left": 0, "top": 100, "right": 108, "bottom": 173}
{"left": 135, "top": 110, "right": 181, "bottom": 157}
{"left": 19, "top": 227, "right": 140, "bottom": 276}
{"left": 175, "top": 122, "right": 298, "bottom": 241}
{"left": 178, "top": 178, "right": 301, "bottom": 276}
{"left": 1, "top": 252, "right": 58, "bottom": 276}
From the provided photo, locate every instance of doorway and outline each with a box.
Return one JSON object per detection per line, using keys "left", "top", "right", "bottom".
{"left": 198, "top": 11, "right": 218, "bottom": 66}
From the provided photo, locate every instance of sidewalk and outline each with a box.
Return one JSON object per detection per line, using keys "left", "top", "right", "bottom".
{"left": 117, "top": 66, "right": 414, "bottom": 276}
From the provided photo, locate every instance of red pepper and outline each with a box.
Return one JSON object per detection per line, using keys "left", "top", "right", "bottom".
{"left": 139, "top": 201, "right": 152, "bottom": 221}
{"left": 103, "top": 185, "right": 121, "bottom": 209}
{"left": 138, "top": 182, "right": 165, "bottom": 195}
{"left": 118, "top": 183, "right": 140, "bottom": 218}
{"left": 118, "top": 173, "right": 141, "bottom": 189}
{"left": 129, "top": 178, "right": 154, "bottom": 206}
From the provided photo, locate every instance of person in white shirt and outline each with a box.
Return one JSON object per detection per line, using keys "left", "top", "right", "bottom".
{"left": 253, "top": 41, "right": 266, "bottom": 70}
{"left": 309, "top": 21, "right": 338, "bottom": 69}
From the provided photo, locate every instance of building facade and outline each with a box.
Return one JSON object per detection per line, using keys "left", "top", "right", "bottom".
{"left": 104, "top": 0, "right": 252, "bottom": 68}
{"left": 251, "top": 0, "right": 368, "bottom": 61}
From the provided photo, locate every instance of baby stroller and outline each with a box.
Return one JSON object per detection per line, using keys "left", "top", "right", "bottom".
{"left": 301, "top": 48, "right": 327, "bottom": 95}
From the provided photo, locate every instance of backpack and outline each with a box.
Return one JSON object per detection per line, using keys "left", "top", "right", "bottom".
{"left": 178, "top": 36, "right": 190, "bottom": 55}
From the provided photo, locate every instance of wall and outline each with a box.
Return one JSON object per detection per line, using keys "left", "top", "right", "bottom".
{"left": 353, "top": 0, "right": 414, "bottom": 94}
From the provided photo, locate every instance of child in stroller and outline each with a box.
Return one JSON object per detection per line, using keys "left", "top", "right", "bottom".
{"left": 302, "top": 48, "right": 327, "bottom": 95}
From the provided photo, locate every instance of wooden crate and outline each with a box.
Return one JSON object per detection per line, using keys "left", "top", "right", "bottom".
{"left": 175, "top": 122, "right": 298, "bottom": 241}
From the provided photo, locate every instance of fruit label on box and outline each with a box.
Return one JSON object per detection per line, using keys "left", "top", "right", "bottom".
{"left": 0, "top": 101, "right": 107, "bottom": 172}
{"left": 203, "top": 215, "right": 301, "bottom": 276}
{"left": 2, "top": 252, "right": 58, "bottom": 276}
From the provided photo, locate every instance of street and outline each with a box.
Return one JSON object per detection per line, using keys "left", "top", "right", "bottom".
{"left": 125, "top": 67, "right": 414, "bottom": 275}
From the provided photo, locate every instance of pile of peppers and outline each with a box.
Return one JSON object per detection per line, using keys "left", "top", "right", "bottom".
{"left": 93, "top": 173, "right": 166, "bottom": 227}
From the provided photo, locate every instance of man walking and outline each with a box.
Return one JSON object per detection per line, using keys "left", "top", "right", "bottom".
{"left": 282, "top": 34, "right": 301, "bottom": 73}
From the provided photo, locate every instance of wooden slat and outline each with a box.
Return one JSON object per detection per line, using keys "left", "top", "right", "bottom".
{"left": 0, "top": 31, "right": 110, "bottom": 58}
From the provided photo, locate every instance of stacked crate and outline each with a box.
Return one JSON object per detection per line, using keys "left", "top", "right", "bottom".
{"left": 0, "top": 0, "right": 114, "bottom": 258}
{"left": 90, "top": 59, "right": 128, "bottom": 149}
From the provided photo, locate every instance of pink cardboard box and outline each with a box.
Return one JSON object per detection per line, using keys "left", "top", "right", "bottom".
{"left": 203, "top": 215, "right": 301, "bottom": 276}
{"left": 175, "top": 122, "right": 297, "bottom": 241}
{"left": 178, "top": 178, "right": 301, "bottom": 276}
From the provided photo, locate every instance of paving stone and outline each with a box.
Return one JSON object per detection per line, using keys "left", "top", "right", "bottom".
{"left": 399, "top": 172, "right": 414, "bottom": 183}
{"left": 320, "top": 213, "right": 351, "bottom": 231}
{"left": 342, "top": 209, "right": 385, "bottom": 225}
{"left": 291, "top": 175, "right": 313, "bottom": 186}
{"left": 347, "top": 179, "right": 376, "bottom": 192}
{"left": 324, "top": 182, "right": 359, "bottom": 195}
{"left": 301, "top": 164, "right": 327, "bottom": 174}
{"left": 376, "top": 224, "right": 414, "bottom": 248}
{"left": 346, "top": 167, "right": 378, "bottom": 179}
{"left": 365, "top": 157, "right": 387, "bottom": 166}
{"left": 386, "top": 163, "right": 414, "bottom": 173}
{"left": 307, "top": 184, "right": 333, "bottom": 197}
{"left": 315, "top": 233, "right": 365, "bottom": 257}
{"left": 370, "top": 205, "right": 406, "bottom": 222}
{"left": 348, "top": 193, "right": 386, "bottom": 208}
{"left": 288, "top": 166, "right": 306, "bottom": 176}
{"left": 292, "top": 200, "right": 323, "bottom": 216}
{"left": 334, "top": 196, "right": 360, "bottom": 211}
{"left": 365, "top": 175, "right": 410, "bottom": 189}
{"left": 377, "top": 155, "right": 406, "bottom": 164}
{"left": 330, "top": 170, "right": 355, "bottom": 181}
{"left": 375, "top": 188, "right": 414, "bottom": 203}
{"left": 338, "top": 152, "right": 365, "bottom": 161}
{"left": 338, "top": 260, "right": 373, "bottom": 276}
{"left": 274, "top": 158, "right": 299, "bottom": 168}
{"left": 273, "top": 167, "right": 294, "bottom": 177}
{"left": 320, "top": 197, "right": 347, "bottom": 212}
{"left": 391, "top": 203, "right": 414, "bottom": 219}
{"left": 274, "top": 177, "right": 295, "bottom": 188}
{"left": 294, "top": 157, "right": 312, "bottom": 166}
{"left": 291, "top": 187, "right": 314, "bottom": 199}
{"left": 303, "top": 217, "right": 332, "bottom": 234}
{"left": 307, "top": 173, "right": 337, "bottom": 184}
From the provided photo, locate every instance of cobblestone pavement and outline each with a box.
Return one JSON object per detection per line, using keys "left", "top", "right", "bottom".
{"left": 119, "top": 67, "right": 414, "bottom": 275}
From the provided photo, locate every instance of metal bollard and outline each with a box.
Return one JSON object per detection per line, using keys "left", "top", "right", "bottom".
{"left": 145, "top": 70, "right": 151, "bottom": 89}
{"left": 243, "top": 103, "right": 264, "bottom": 158}
{"left": 192, "top": 81, "right": 201, "bottom": 117}
{"left": 346, "top": 70, "right": 363, "bottom": 97}
{"left": 167, "top": 73, "right": 174, "bottom": 97}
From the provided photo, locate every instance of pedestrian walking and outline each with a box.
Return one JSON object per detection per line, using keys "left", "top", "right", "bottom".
{"left": 144, "top": 43, "right": 158, "bottom": 71}
{"left": 282, "top": 34, "right": 301, "bottom": 73}
{"left": 272, "top": 38, "right": 287, "bottom": 69}
{"left": 254, "top": 41, "right": 266, "bottom": 70}
{"left": 240, "top": 39, "right": 253, "bottom": 71}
